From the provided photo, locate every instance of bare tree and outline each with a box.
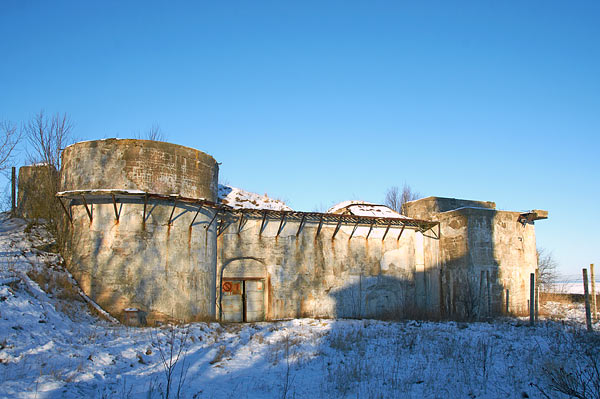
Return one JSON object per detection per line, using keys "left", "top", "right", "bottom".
{"left": 537, "top": 247, "right": 559, "bottom": 292}
{"left": 24, "top": 111, "right": 73, "bottom": 169}
{"left": 136, "top": 123, "right": 166, "bottom": 141}
{"left": 19, "top": 111, "right": 74, "bottom": 245}
{"left": 384, "top": 183, "right": 420, "bottom": 215}
{"left": 0, "top": 120, "right": 22, "bottom": 173}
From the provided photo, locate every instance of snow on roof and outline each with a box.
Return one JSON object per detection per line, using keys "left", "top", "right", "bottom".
{"left": 327, "top": 201, "right": 411, "bottom": 219}
{"left": 218, "top": 184, "right": 292, "bottom": 211}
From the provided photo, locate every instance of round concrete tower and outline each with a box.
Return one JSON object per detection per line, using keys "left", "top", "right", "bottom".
{"left": 59, "top": 139, "right": 219, "bottom": 324}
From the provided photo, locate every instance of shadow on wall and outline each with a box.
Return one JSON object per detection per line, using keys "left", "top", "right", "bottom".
{"left": 434, "top": 201, "right": 532, "bottom": 319}
{"left": 329, "top": 273, "right": 443, "bottom": 321}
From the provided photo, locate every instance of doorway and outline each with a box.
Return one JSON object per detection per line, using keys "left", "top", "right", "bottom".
{"left": 221, "top": 278, "right": 265, "bottom": 322}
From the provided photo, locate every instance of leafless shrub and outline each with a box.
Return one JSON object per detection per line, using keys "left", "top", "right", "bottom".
{"left": 537, "top": 247, "right": 559, "bottom": 293}
{"left": 537, "top": 336, "right": 600, "bottom": 399}
{"left": 151, "top": 325, "right": 191, "bottom": 399}
{"left": 135, "top": 123, "right": 166, "bottom": 142}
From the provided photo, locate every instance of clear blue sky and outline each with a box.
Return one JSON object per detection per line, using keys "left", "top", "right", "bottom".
{"left": 1, "top": 1, "right": 598, "bottom": 277}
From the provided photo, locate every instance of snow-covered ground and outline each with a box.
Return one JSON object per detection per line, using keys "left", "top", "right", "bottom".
{"left": 1, "top": 214, "right": 599, "bottom": 399}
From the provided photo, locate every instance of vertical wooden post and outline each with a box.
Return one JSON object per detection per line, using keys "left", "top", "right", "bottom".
{"left": 583, "top": 268, "right": 593, "bottom": 332}
{"left": 591, "top": 264, "right": 597, "bottom": 322}
{"left": 534, "top": 268, "right": 540, "bottom": 322}
{"left": 529, "top": 273, "right": 535, "bottom": 326}
{"left": 11, "top": 166, "right": 16, "bottom": 215}
{"left": 505, "top": 289, "right": 509, "bottom": 315}
{"left": 486, "top": 270, "right": 491, "bottom": 316}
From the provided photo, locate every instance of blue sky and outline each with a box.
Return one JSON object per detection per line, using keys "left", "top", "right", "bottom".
{"left": 1, "top": 1, "right": 598, "bottom": 276}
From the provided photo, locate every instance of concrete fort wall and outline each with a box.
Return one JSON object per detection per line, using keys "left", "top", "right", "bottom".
{"left": 59, "top": 139, "right": 219, "bottom": 323}
{"left": 217, "top": 216, "right": 441, "bottom": 320}
{"left": 405, "top": 197, "right": 538, "bottom": 317}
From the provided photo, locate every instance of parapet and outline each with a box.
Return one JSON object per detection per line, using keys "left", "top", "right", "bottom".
{"left": 59, "top": 139, "right": 219, "bottom": 201}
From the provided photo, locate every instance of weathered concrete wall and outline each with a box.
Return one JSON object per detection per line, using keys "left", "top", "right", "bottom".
{"left": 406, "top": 197, "right": 537, "bottom": 317}
{"left": 217, "top": 217, "right": 440, "bottom": 320}
{"left": 60, "top": 139, "right": 218, "bottom": 201}
{"left": 17, "top": 164, "right": 58, "bottom": 219}
{"left": 404, "top": 197, "right": 496, "bottom": 220}
{"left": 60, "top": 140, "right": 219, "bottom": 323}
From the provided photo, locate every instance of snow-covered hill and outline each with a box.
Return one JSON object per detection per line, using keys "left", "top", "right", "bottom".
{"left": 218, "top": 184, "right": 292, "bottom": 211}
{"left": 0, "top": 214, "right": 598, "bottom": 398}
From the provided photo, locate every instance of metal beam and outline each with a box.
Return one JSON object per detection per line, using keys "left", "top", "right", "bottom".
{"left": 190, "top": 203, "right": 203, "bottom": 228}
{"left": 238, "top": 212, "right": 245, "bottom": 234}
{"left": 206, "top": 210, "right": 219, "bottom": 230}
{"left": 296, "top": 213, "right": 306, "bottom": 237}
{"left": 366, "top": 220, "right": 375, "bottom": 239}
{"left": 332, "top": 216, "right": 343, "bottom": 239}
{"left": 397, "top": 223, "right": 406, "bottom": 240}
{"left": 81, "top": 195, "right": 92, "bottom": 222}
{"left": 168, "top": 199, "right": 178, "bottom": 226}
{"left": 143, "top": 193, "right": 148, "bottom": 225}
{"left": 349, "top": 221, "right": 359, "bottom": 240}
{"left": 58, "top": 198, "right": 72, "bottom": 224}
{"left": 277, "top": 212, "right": 286, "bottom": 237}
{"left": 315, "top": 214, "right": 324, "bottom": 238}
{"left": 111, "top": 194, "right": 119, "bottom": 222}
{"left": 259, "top": 210, "right": 268, "bottom": 235}
{"left": 382, "top": 222, "right": 392, "bottom": 241}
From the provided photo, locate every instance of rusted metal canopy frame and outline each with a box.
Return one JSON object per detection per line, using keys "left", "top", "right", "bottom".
{"left": 58, "top": 197, "right": 73, "bottom": 224}
{"left": 349, "top": 219, "right": 359, "bottom": 240}
{"left": 238, "top": 212, "right": 245, "bottom": 234}
{"left": 206, "top": 209, "right": 220, "bottom": 231}
{"left": 277, "top": 212, "right": 286, "bottom": 237}
{"left": 397, "top": 223, "right": 406, "bottom": 240}
{"left": 332, "top": 216, "right": 343, "bottom": 239}
{"left": 81, "top": 195, "right": 92, "bottom": 222}
{"left": 168, "top": 197, "right": 178, "bottom": 226}
{"left": 315, "top": 214, "right": 324, "bottom": 238}
{"left": 143, "top": 193, "right": 148, "bottom": 225}
{"left": 366, "top": 220, "right": 376, "bottom": 239}
{"left": 259, "top": 210, "right": 268, "bottom": 235}
{"left": 422, "top": 223, "right": 441, "bottom": 239}
{"left": 382, "top": 222, "right": 392, "bottom": 241}
{"left": 296, "top": 213, "right": 306, "bottom": 237}
{"left": 111, "top": 194, "right": 119, "bottom": 222}
{"left": 190, "top": 203, "right": 203, "bottom": 228}
{"left": 54, "top": 191, "right": 439, "bottom": 237}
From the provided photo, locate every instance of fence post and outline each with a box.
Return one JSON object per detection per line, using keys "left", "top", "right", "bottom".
{"left": 529, "top": 273, "right": 535, "bottom": 326}
{"left": 11, "top": 166, "right": 16, "bottom": 216}
{"left": 591, "top": 264, "right": 597, "bottom": 322}
{"left": 583, "top": 268, "right": 593, "bottom": 332}
{"left": 505, "top": 289, "right": 509, "bottom": 314}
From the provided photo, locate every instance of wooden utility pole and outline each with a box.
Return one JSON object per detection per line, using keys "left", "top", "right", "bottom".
{"left": 529, "top": 273, "right": 535, "bottom": 326}
{"left": 591, "top": 264, "right": 597, "bottom": 322}
{"left": 583, "top": 268, "right": 593, "bottom": 332}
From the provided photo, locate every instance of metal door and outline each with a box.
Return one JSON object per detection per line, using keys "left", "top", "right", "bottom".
{"left": 222, "top": 280, "right": 243, "bottom": 322}
{"left": 245, "top": 280, "right": 265, "bottom": 322}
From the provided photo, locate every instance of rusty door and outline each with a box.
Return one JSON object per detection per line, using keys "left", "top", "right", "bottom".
{"left": 245, "top": 280, "right": 265, "bottom": 322}
{"left": 222, "top": 280, "right": 243, "bottom": 322}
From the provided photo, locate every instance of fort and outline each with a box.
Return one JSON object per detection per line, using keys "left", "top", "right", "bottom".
{"left": 20, "top": 139, "right": 548, "bottom": 324}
